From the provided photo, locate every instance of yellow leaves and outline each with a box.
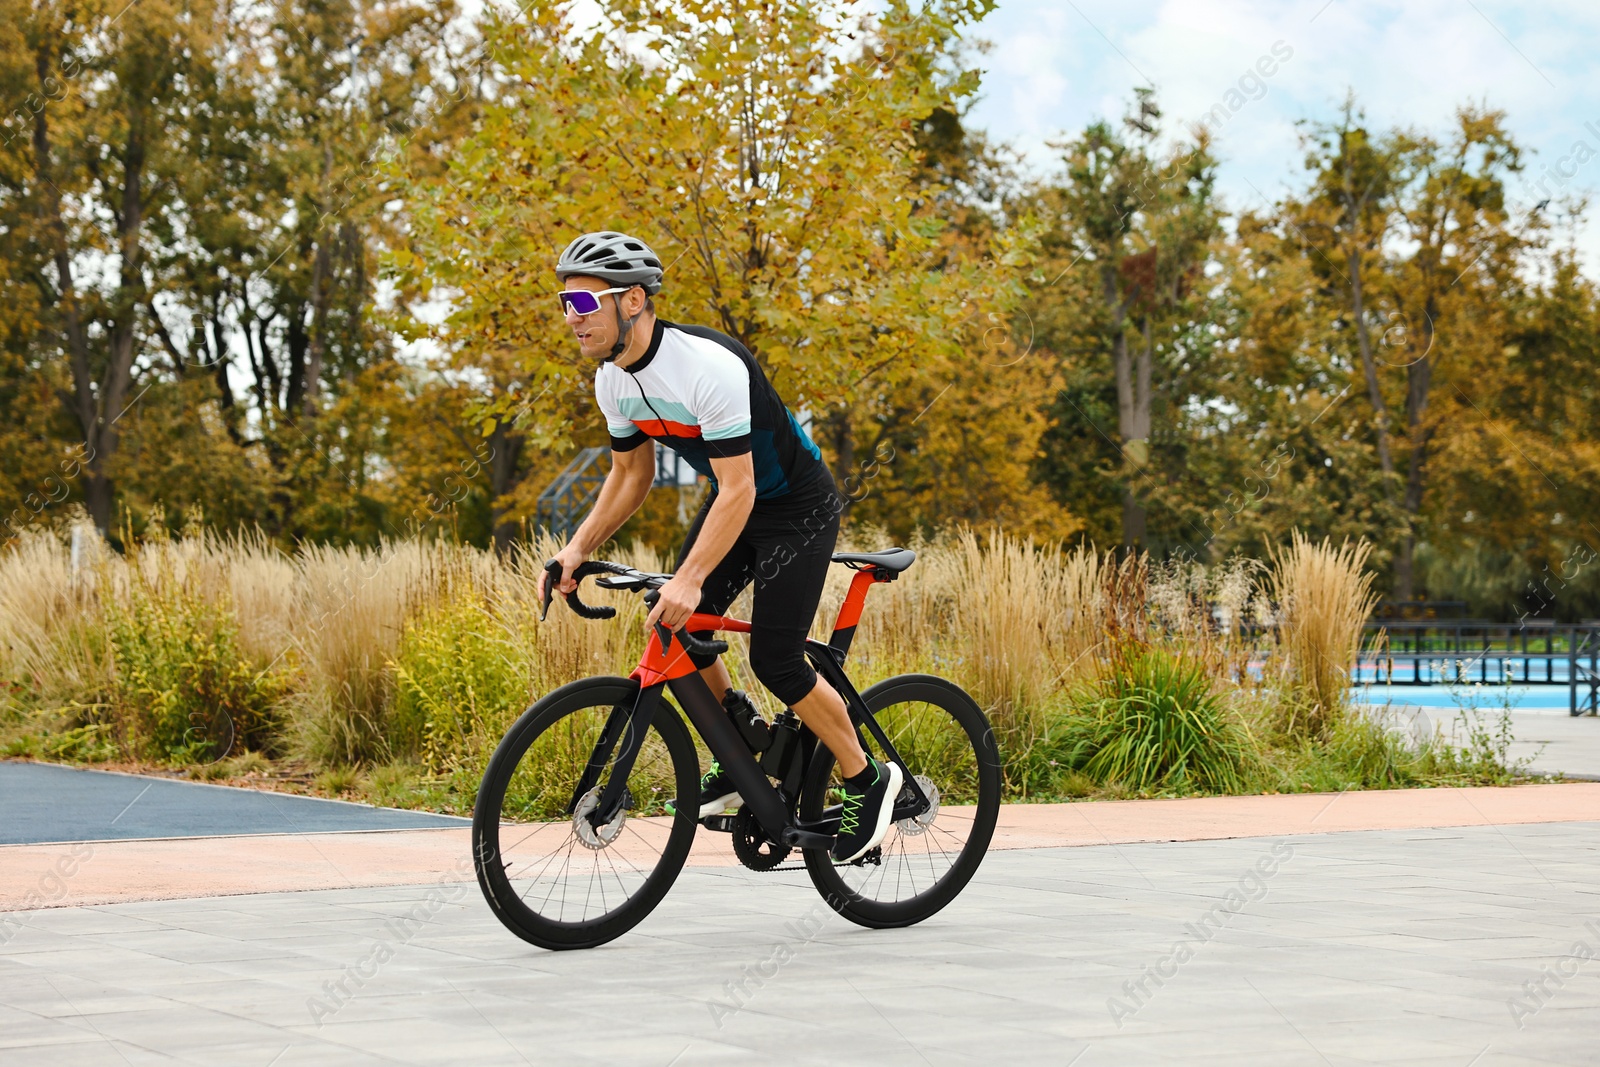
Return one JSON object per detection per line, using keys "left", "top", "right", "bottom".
{"left": 393, "top": 0, "right": 1021, "bottom": 474}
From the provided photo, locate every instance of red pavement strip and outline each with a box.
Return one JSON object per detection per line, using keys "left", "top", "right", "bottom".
{"left": 3, "top": 783, "right": 1598, "bottom": 910}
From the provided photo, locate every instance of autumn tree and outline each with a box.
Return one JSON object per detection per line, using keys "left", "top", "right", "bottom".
{"left": 1292, "top": 104, "right": 1537, "bottom": 596}
{"left": 393, "top": 0, "right": 1030, "bottom": 549}
{"left": 0, "top": 0, "right": 472, "bottom": 540}
{"left": 1032, "top": 91, "right": 1221, "bottom": 551}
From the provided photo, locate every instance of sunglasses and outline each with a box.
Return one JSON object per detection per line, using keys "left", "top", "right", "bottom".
{"left": 558, "top": 286, "right": 634, "bottom": 317}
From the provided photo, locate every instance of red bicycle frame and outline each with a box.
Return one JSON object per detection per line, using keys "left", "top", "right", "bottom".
{"left": 628, "top": 566, "right": 894, "bottom": 686}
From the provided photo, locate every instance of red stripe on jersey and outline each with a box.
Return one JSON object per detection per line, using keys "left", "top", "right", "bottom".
{"left": 632, "top": 419, "right": 702, "bottom": 438}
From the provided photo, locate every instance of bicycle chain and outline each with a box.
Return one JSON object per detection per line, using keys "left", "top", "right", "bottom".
{"left": 743, "top": 847, "right": 883, "bottom": 874}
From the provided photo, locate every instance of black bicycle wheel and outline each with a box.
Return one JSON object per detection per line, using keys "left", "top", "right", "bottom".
{"left": 800, "top": 674, "right": 1001, "bottom": 928}
{"left": 473, "top": 677, "right": 700, "bottom": 950}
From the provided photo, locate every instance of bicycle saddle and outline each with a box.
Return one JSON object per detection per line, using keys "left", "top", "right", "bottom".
{"left": 830, "top": 548, "right": 916, "bottom": 573}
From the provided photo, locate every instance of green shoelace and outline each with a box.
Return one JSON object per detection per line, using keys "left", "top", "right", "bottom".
{"left": 837, "top": 765, "right": 875, "bottom": 835}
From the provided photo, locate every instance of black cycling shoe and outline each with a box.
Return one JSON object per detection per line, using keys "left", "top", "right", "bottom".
{"left": 830, "top": 757, "right": 904, "bottom": 863}
{"left": 666, "top": 760, "right": 743, "bottom": 819}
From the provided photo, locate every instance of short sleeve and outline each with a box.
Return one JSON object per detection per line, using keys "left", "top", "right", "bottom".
{"left": 692, "top": 357, "right": 752, "bottom": 458}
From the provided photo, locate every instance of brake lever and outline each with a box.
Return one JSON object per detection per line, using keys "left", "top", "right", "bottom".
{"left": 641, "top": 590, "right": 729, "bottom": 657}
{"left": 540, "top": 559, "right": 562, "bottom": 621}
{"left": 642, "top": 590, "right": 673, "bottom": 652}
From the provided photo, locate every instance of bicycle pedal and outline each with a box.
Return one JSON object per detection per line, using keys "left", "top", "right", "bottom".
{"left": 849, "top": 846, "right": 883, "bottom": 867}
{"left": 701, "top": 814, "right": 738, "bottom": 833}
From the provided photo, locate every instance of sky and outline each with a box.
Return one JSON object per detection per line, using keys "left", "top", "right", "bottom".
{"left": 962, "top": 0, "right": 1600, "bottom": 268}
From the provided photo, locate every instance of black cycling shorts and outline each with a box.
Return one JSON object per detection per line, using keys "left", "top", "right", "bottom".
{"left": 677, "top": 470, "right": 843, "bottom": 706}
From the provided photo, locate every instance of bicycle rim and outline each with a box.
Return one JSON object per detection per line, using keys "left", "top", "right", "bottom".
{"left": 802, "top": 675, "right": 1001, "bottom": 928}
{"left": 473, "top": 678, "right": 699, "bottom": 950}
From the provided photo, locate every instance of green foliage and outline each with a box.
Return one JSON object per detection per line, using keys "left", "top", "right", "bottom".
{"left": 315, "top": 765, "right": 362, "bottom": 796}
{"left": 1, "top": 712, "right": 115, "bottom": 762}
{"left": 106, "top": 582, "right": 286, "bottom": 763}
{"left": 1054, "top": 647, "right": 1255, "bottom": 795}
{"left": 390, "top": 593, "right": 529, "bottom": 772}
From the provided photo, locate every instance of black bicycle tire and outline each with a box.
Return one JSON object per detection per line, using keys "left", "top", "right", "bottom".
{"left": 800, "top": 674, "right": 1001, "bottom": 929}
{"left": 472, "top": 676, "right": 700, "bottom": 950}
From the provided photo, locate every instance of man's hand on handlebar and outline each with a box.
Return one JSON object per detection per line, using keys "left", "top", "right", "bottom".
{"left": 539, "top": 545, "right": 589, "bottom": 604}
{"left": 643, "top": 574, "right": 702, "bottom": 634}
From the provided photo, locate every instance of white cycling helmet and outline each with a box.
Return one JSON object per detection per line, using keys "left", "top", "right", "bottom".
{"left": 556, "top": 231, "right": 664, "bottom": 294}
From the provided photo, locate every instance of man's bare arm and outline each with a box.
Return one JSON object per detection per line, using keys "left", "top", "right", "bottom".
{"left": 643, "top": 452, "right": 755, "bottom": 631}
{"left": 541, "top": 445, "right": 655, "bottom": 598}
{"left": 569, "top": 446, "right": 655, "bottom": 554}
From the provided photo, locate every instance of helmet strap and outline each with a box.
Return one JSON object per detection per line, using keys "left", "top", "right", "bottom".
{"left": 606, "top": 291, "right": 645, "bottom": 363}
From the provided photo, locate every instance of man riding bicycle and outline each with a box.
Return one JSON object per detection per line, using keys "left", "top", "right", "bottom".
{"left": 538, "top": 230, "right": 903, "bottom": 864}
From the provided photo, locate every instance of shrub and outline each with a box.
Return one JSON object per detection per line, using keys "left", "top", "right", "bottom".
{"left": 1056, "top": 646, "right": 1256, "bottom": 795}
{"left": 107, "top": 580, "right": 287, "bottom": 763}
{"left": 391, "top": 593, "right": 530, "bottom": 772}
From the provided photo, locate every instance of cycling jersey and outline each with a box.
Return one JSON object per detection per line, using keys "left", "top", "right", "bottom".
{"left": 595, "top": 320, "right": 825, "bottom": 500}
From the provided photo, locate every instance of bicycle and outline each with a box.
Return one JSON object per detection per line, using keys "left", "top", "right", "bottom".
{"left": 471, "top": 548, "right": 1001, "bottom": 950}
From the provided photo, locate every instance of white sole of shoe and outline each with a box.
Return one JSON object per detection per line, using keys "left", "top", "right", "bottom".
{"left": 697, "top": 792, "right": 742, "bottom": 819}
{"left": 836, "top": 761, "right": 904, "bottom": 863}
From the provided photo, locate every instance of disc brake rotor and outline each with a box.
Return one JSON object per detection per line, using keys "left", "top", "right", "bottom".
{"left": 896, "top": 775, "right": 940, "bottom": 836}
{"left": 572, "top": 786, "right": 628, "bottom": 850}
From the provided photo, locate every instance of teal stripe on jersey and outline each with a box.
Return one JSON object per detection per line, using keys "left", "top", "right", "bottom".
{"left": 786, "top": 409, "right": 822, "bottom": 460}
{"left": 616, "top": 395, "right": 697, "bottom": 425}
{"left": 704, "top": 419, "right": 752, "bottom": 441}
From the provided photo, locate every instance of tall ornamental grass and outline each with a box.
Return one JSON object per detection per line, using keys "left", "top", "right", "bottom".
{"left": 1268, "top": 533, "right": 1379, "bottom": 738}
{"left": 0, "top": 519, "right": 1519, "bottom": 805}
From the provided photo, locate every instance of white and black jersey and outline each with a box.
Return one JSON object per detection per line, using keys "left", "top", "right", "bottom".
{"left": 595, "top": 320, "right": 826, "bottom": 500}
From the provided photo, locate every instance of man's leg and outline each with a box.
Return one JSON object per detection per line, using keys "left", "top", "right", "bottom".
{"left": 743, "top": 478, "right": 899, "bottom": 861}
{"left": 742, "top": 479, "right": 865, "bottom": 777}
{"left": 789, "top": 674, "right": 865, "bottom": 778}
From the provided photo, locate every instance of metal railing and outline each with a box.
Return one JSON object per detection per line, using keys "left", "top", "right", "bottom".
{"left": 533, "top": 444, "right": 706, "bottom": 540}
{"left": 1359, "top": 621, "right": 1600, "bottom": 716}
{"left": 534, "top": 448, "right": 608, "bottom": 541}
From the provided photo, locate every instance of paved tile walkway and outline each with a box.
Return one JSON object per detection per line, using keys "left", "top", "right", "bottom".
{"left": 4, "top": 821, "right": 1599, "bottom": 1065}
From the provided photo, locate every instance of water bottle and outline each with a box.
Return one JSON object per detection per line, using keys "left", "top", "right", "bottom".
{"left": 760, "top": 710, "right": 802, "bottom": 779}
{"left": 722, "top": 689, "right": 771, "bottom": 753}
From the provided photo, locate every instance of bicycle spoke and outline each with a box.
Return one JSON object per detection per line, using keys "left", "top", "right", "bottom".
{"left": 487, "top": 691, "right": 692, "bottom": 931}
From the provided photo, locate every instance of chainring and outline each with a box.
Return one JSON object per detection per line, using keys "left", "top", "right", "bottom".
{"left": 731, "top": 806, "right": 792, "bottom": 871}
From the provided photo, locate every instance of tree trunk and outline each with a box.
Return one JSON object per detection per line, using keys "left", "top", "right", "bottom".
{"left": 285, "top": 301, "right": 308, "bottom": 414}
{"left": 304, "top": 237, "right": 331, "bottom": 416}
{"left": 303, "top": 147, "right": 335, "bottom": 416}
{"left": 94, "top": 103, "right": 148, "bottom": 531}
{"left": 1393, "top": 296, "right": 1438, "bottom": 600}
{"left": 32, "top": 39, "right": 102, "bottom": 529}
{"left": 1110, "top": 304, "right": 1152, "bottom": 551}
{"left": 1347, "top": 248, "right": 1396, "bottom": 496}
{"left": 488, "top": 421, "right": 523, "bottom": 555}
{"left": 35, "top": 42, "right": 145, "bottom": 535}
{"left": 825, "top": 405, "right": 855, "bottom": 517}
{"left": 210, "top": 292, "right": 234, "bottom": 412}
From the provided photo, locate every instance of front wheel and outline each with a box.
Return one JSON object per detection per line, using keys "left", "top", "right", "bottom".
{"left": 800, "top": 674, "right": 1001, "bottom": 928}
{"left": 472, "top": 677, "right": 700, "bottom": 950}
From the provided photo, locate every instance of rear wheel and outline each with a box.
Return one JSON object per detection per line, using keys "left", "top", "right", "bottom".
{"left": 800, "top": 674, "right": 1001, "bottom": 928}
{"left": 473, "top": 678, "right": 700, "bottom": 950}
